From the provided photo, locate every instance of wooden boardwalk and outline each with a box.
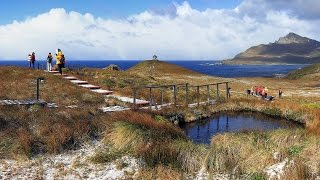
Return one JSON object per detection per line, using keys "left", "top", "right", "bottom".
{"left": 0, "top": 99, "right": 46, "bottom": 106}
{"left": 1, "top": 70, "right": 230, "bottom": 112}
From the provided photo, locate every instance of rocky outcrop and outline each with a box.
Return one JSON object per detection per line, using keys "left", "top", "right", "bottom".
{"left": 104, "top": 64, "right": 121, "bottom": 71}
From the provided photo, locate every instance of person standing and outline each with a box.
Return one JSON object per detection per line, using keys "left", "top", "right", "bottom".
{"left": 264, "top": 87, "right": 268, "bottom": 98}
{"left": 47, "top": 53, "right": 53, "bottom": 71}
{"left": 31, "top": 52, "right": 36, "bottom": 69}
{"left": 28, "top": 54, "right": 32, "bottom": 68}
{"left": 279, "top": 88, "right": 283, "bottom": 98}
{"left": 55, "top": 49, "right": 64, "bottom": 75}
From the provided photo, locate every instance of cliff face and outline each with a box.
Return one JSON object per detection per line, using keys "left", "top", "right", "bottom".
{"left": 224, "top": 33, "right": 320, "bottom": 64}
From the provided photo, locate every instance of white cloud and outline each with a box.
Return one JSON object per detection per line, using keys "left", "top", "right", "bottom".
{"left": 0, "top": 1, "right": 320, "bottom": 60}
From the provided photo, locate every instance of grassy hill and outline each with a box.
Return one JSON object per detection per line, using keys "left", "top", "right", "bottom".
{"left": 127, "top": 60, "right": 201, "bottom": 76}
{"left": 286, "top": 63, "right": 320, "bottom": 79}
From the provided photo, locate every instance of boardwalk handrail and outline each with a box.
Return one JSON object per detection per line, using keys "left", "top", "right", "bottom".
{"left": 144, "top": 83, "right": 186, "bottom": 89}
{"left": 132, "top": 81, "right": 231, "bottom": 110}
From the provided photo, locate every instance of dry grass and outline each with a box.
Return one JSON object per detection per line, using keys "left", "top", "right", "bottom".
{"left": 2, "top": 61, "right": 320, "bottom": 179}
{"left": 0, "top": 66, "right": 104, "bottom": 107}
{"left": 136, "top": 165, "right": 183, "bottom": 180}
{"left": 206, "top": 129, "right": 320, "bottom": 178}
{"left": 103, "top": 111, "right": 187, "bottom": 168}
{"left": 0, "top": 105, "right": 111, "bottom": 158}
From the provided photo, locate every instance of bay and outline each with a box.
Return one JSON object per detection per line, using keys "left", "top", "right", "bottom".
{"left": 0, "top": 60, "right": 306, "bottom": 78}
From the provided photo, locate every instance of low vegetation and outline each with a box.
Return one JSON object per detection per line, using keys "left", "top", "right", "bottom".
{"left": 286, "top": 63, "right": 320, "bottom": 80}
{"left": 1, "top": 61, "right": 320, "bottom": 179}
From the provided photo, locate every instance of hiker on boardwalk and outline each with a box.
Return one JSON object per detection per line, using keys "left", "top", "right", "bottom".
{"left": 28, "top": 52, "right": 36, "bottom": 68}
{"left": 55, "top": 49, "right": 64, "bottom": 75}
{"left": 46, "top": 53, "right": 53, "bottom": 71}
{"left": 28, "top": 54, "right": 32, "bottom": 68}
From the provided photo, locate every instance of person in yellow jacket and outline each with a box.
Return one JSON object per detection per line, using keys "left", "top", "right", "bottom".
{"left": 55, "top": 49, "right": 64, "bottom": 75}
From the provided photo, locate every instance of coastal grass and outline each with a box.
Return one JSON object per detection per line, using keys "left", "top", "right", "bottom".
{"left": 0, "top": 66, "right": 104, "bottom": 107}
{"left": 105, "top": 111, "right": 186, "bottom": 167}
{"left": 99, "top": 109, "right": 320, "bottom": 179}
{"left": 207, "top": 129, "right": 320, "bottom": 179}
{"left": 0, "top": 105, "right": 111, "bottom": 159}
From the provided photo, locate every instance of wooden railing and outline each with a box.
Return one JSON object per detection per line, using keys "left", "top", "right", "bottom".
{"left": 132, "top": 82, "right": 231, "bottom": 110}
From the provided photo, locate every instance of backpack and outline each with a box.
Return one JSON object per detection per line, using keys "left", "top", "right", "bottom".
{"left": 61, "top": 54, "right": 65, "bottom": 64}
{"left": 47, "top": 55, "right": 53, "bottom": 63}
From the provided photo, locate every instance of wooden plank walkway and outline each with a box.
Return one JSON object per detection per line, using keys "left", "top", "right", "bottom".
{"left": 0, "top": 99, "right": 46, "bottom": 106}
{"left": 106, "top": 95, "right": 150, "bottom": 105}
{"left": 45, "top": 71, "right": 229, "bottom": 112}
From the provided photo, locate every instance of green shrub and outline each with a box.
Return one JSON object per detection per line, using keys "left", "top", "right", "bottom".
{"left": 102, "top": 79, "right": 116, "bottom": 89}
{"left": 288, "top": 146, "right": 303, "bottom": 156}
{"left": 262, "top": 107, "right": 282, "bottom": 116}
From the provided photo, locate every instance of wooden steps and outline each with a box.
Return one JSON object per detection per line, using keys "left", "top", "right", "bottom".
{"left": 78, "top": 84, "right": 101, "bottom": 89}
{"left": 90, "top": 89, "right": 113, "bottom": 95}
{"left": 70, "top": 80, "right": 89, "bottom": 85}
{"left": 63, "top": 76, "right": 78, "bottom": 80}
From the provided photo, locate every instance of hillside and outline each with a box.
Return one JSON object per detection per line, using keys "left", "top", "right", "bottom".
{"left": 286, "top": 63, "right": 320, "bottom": 80}
{"left": 224, "top": 33, "right": 320, "bottom": 64}
{"left": 127, "top": 60, "right": 201, "bottom": 76}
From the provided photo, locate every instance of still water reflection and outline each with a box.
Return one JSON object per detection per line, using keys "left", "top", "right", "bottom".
{"left": 180, "top": 112, "right": 302, "bottom": 144}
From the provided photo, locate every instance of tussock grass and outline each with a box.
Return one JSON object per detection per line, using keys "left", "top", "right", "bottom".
{"left": 106, "top": 111, "right": 186, "bottom": 167}
{"left": 136, "top": 165, "right": 183, "bottom": 180}
{"left": 0, "top": 106, "right": 108, "bottom": 158}
{"left": 207, "top": 129, "right": 319, "bottom": 178}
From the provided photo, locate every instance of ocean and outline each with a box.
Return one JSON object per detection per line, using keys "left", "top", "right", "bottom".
{"left": 0, "top": 60, "right": 306, "bottom": 78}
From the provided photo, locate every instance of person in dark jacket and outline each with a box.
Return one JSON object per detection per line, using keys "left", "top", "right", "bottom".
{"left": 47, "top": 53, "right": 53, "bottom": 71}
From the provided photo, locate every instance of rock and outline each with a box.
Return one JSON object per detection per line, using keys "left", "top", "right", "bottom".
{"left": 104, "top": 64, "right": 121, "bottom": 71}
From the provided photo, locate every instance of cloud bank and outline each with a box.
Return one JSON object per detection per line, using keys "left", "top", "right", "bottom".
{"left": 0, "top": 1, "right": 320, "bottom": 60}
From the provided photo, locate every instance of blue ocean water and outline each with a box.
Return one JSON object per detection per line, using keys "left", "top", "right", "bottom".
{"left": 0, "top": 60, "right": 306, "bottom": 78}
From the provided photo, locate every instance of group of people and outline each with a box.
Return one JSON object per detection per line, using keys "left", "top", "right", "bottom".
{"left": 27, "top": 49, "right": 65, "bottom": 75}
{"left": 247, "top": 86, "right": 283, "bottom": 100}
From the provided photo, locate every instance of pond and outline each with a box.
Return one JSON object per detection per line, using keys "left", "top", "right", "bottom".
{"left": 180, "top": 112, "right": 303, "bottom": 144}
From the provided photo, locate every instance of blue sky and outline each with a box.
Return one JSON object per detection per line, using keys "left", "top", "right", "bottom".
{"left": 0, "top": 0, "right": 241, "bottom": 25}
{"left": 0, "top": 0, "right": 319, "bottom": 60}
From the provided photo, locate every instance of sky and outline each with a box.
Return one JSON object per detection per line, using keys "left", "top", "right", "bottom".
{"left": 0, "top": 0, "right": 320, "bottom": 60}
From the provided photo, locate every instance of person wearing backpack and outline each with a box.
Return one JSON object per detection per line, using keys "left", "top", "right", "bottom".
{"left": 47, "top": 52, "right": 53, "bottom": 71}
{"left": 30, "top": 52, "right": 36, "bottom": 68}
{"left": 55, "top": 49, "right": 64, "bottom": 75}
{"left": 61, "top": 54, "right": 65, "bottom": 68}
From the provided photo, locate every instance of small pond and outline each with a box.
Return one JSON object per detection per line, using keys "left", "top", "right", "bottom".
{"left": 180, "top": 112, "right": 303, "bottom": 144}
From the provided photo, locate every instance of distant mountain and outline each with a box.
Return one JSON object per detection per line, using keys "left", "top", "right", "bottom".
{"left": 223, "top": 33, "right": 320, "bottom": 64}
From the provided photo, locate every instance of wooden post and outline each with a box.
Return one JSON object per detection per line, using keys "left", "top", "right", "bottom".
{"left": 149, "top": 87, "right": 152, "bottom": 110}
{"left": 133, "top": 88, "right": 137, "bottom": 110}
{"left": 160, "top": 88, "right": 163, "bottom": 106}
{"left": 216, "top": 84, "right": 219, "bottom": 100}
{"left": 36, "top": 78, "right": 40, "bottom": 100}
{"left": 226, "top": 82, "right": 229, "bottom": 100}
{"left": 173, "top": 85, "right": 177, "bottom": 107}
{"left": 185, "top": 83, "right": 189, "bottom": 106}
{"left": 207, "top": 85, "right": 210, "bottom": 104}
{"left": 197, "top": 86, "right": 200, "bottom": 107}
